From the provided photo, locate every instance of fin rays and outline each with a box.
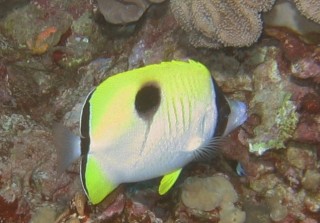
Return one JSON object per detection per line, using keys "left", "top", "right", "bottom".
{"left": 193, "top": 136, "right": 226, "bottom": 161}
{"left": 53, "top": 123, "right": 81, "bottom": 174}
{"left": 159, "top": 168, "right": 182, "bottom": 195}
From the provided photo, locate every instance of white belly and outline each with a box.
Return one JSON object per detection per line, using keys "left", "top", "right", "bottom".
{"left": 93, "top": 101, "right": 215, "bottom": 184}
{"left": 90, "top": 77, "right": 217, "bottom": 185}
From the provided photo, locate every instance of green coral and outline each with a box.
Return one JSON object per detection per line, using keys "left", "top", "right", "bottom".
{"left": 58, "top": 11, "right": 106, "bottom": 69}
{"left": 276, "top": 94, "right": 298, "bottom": 140}
{"left": 248, "top": 51, "right": 299, "bottom": 155}
{"left": 2, "top": 4, "right": 43, "bottom": 47}
{"left": 275, "top": 94, "right": 299, "bottom": 141}
{"left": 249, "top": 93, "right": 298, "bottom": 155}
{"left": 1, "top": 3, "right": 72, "bottom": 55}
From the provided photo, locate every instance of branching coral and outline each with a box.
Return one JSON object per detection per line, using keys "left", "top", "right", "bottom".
{"left": 170, "top": 0, "right": 276, "bottom": 48}
{"left": 293, "top": 0, "right": 320, "bottom": 24}
{"left": 97, "top": 0, "right": 166, "bottom": 24}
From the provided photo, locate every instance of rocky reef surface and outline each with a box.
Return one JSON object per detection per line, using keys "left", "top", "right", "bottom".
{"left": 0, "top": 0, "right": 319, "bottom": 222}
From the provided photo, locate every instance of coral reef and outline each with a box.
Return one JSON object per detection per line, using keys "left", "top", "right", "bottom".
{"left": 264, "top": 0, "right": 320, "bottom": 39}
{"left": 302, "top": 170, "right": 320, "bottom": 192}
{"left": 56, "top": 11, "right": 106, "bottom": 69}
{"left": 293, "top": 0, "right": 320, "bottom": 24}
{"left": 1, "top": 0, "right": 105, "bottom": 67}
{"left": 0, "top": 0, "right": 319, "bottom": 222}
{"left": 0, "top": 114, "right": 78, "bottom": 222}
{"left": 2, "top": 3, "right": 72, "bottom": 54}
{"left": 247, "top": 50, "right": 299, "bottom": 155}
{"left": 181, "top": 175, "right": 246, "bottom": 223}
{"left": 30, "top": 207, "right": 56, "bottom": 223}
{"left": 169, "top": 0, "right": 276, "bottom": 48}
{"left": 247, "top": 142, "right": 320, "bottom": 221}
{"left": 97, "top": 0, "right": 166, "bottom": 24}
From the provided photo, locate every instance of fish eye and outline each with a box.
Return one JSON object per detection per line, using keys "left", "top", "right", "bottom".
{"left": 135, "top": 82, "right": 161, "bottom": 119}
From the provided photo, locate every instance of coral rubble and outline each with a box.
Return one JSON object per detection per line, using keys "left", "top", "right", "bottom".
{"left": 97, "top": 0, "right": 166, "bottom": 24}
{"left": 181, "top": 175, "right": 245, "bottom": 223}
{"left": 247, "top": 50, "right": 299, "bottom": 155}
{"left": 264, "top": 0, "right": 320, "bottom": 38}
{"left": 2, "top": 4, "right": 72, "bottom": 54}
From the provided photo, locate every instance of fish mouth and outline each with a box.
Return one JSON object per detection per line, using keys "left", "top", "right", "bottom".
{"left": 223, "top": 99, "right": 247, "bottom": 136}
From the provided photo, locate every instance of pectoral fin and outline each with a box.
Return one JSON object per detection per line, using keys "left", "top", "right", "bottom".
{"left": 159, "top": 168, "right": 182, "bottom": 195}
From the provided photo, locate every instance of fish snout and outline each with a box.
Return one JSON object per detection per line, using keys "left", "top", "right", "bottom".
{"left": 223, "top": 100, "right": 247, "bottom": 136}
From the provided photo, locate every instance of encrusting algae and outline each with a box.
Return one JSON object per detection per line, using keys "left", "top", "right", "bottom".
{"left": 247, "top": 51, "right": 299, "bottom": 155}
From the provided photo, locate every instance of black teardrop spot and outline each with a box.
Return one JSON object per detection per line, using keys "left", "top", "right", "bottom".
{"left": 135, "top": 82, "right": 161, "bottom": 119}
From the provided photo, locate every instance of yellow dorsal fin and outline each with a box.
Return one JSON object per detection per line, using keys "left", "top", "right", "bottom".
{"left": 159, "top": 168, "right": 182, "bottom": 195}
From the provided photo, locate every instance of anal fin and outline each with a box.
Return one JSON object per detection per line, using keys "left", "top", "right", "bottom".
{"left": 159, "top": 168, "right": 182, "bottom": 195}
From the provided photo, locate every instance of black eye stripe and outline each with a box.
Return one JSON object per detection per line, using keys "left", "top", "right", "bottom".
{"left": 211, "top": 77, "right": 230, "bottom": 137}
{"left": 80, "top": 90, "right": 94, "bottom": 156}
{"left": 135, "top": 82, "right": 161, "bottom": 119}
{"left": 80, "top": 90, "right": 94, "bottom": 196}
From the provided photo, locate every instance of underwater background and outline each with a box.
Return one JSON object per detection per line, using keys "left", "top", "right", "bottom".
{"left": 0, "top": 0, "right": 319, "bottom": 222}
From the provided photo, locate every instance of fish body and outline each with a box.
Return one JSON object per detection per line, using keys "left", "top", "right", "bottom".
{"left": 55, "top": 60, "right": 247, "bottom": 204}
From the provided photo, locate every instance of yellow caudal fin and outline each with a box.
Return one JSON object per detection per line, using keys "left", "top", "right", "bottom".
{"left": 159, "top": 168, "right": 182, "bottom": 195}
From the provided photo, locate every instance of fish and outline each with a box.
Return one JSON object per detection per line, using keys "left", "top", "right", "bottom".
{"left": 54, "top": 60, "right": 247, "bottom": 205}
